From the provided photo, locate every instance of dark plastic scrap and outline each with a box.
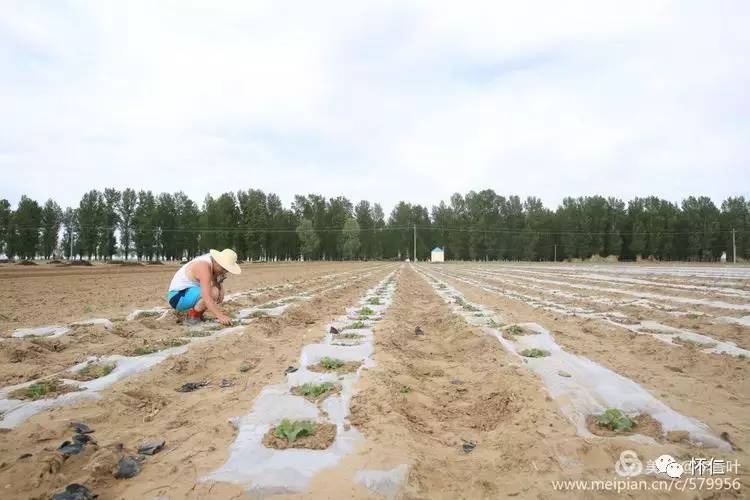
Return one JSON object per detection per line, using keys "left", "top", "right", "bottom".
{"left": 113, "top": 456, "right": 141, "bottom": 479}
{"left": 137, "top": 440, "right": 166, "bottom": 455}
{"left": 71, "top": 422, "right": 94, "bottom": 434}
{"left": 177, "top": 381, "right": 207, "bottom": 392}
{"left": 52, "top": 483, "right": 96, "bottom": 500}
{"left": 58, "top": 440, "right": 84, "bottom": 456}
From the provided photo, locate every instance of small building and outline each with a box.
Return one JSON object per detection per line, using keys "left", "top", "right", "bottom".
{"left": 431, "top": 247, "right": 445, "bottom": 263}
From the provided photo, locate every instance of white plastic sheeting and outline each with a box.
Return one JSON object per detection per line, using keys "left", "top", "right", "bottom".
{"left": 204, "top": 271, "right": 399, "bottom": 495}
{"left": 0, "top": 326, "right": 245, "bottom": 429}
{"left": 11, "top": 325, "right": 70, "bottom": 338}
{"left": 434, "top": 267, "right": 750, "bottom": 358}
{"left": 355, "top": 464, "right": 410, "bottom": 499}
{"left": 415, "top": 266, "right": 730, "bottom": 451}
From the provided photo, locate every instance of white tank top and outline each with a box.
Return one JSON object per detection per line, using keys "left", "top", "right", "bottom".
{"left": 168, "top": 254, "right": 213, "bottom": 292}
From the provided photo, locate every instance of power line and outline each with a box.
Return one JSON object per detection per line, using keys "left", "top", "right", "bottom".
{"left": 8, "top": 224, "right": 745, "bottom": 236}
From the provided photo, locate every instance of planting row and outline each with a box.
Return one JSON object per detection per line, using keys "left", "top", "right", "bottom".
{"left": 204, "top": 270, "right": 400, "bottom": 495}
{"left": 0, "top": 266, "right": 394, "bottom": 429}
{"left": 414, "top": 265, "right": 731, "bottom": 451}
{"left": 435, "top": 266, "right": 749, "bottom": 357}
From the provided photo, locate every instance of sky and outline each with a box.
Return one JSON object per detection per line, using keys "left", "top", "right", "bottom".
{"left": 1, "top": 0, "right": 748, "bottom": 214}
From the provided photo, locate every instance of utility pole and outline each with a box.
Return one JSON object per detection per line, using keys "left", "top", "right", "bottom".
{"left": 554, "top": 244, "right": 557, "bottom": 263}
{"left": 70, "top": 231, "right": 74, "bottom": 261}
{"left": 733, "top": 228, "right": 737, "bottom": 264}
{"left": 413, "top": 224, "right": 417, "bottom": 262}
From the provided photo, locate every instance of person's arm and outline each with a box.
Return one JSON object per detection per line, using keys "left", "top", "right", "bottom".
{"left": 193, "top": 262, "right": 230, "bottom": 323}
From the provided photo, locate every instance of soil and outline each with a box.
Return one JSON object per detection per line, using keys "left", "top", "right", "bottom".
{"left": 306, "top": 360, "right": 361, "bottom": 374}
{"left": 0, "top": 262, "right": 394, "bottom": 499}
{"left": 585, "top": 413, "right": 664, "bottom": 440}
{"left": 1, "top": 261, "right": 748, "bottom": 498}
{"left": 262, "top": 423, "right": 337, "bottom": 450}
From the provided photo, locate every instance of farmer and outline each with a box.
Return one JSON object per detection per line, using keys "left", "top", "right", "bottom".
{"left": 166, "top": 248, "right": 241, "bottom": 326}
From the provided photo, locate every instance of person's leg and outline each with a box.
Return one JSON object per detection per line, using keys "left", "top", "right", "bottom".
{"left": 193, "top": 285, "right": 222, "bottom": 313}
{"left": 175, "top": 286, "right": 202, "bottom": 312}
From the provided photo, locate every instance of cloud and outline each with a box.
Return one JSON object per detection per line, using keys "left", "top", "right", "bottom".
{"left": 1, "top": 0, "right": 748, "bottom": 213}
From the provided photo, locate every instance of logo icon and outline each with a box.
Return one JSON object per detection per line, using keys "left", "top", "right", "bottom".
{"left": 615, "top": 450, "right": 643, "bottom": 477}
{"left": 653, "top": 454, "right": 684, "bottom": 479}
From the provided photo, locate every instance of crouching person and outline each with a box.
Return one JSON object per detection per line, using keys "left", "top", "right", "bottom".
{"left": 166, "top": 248, "right": 241, "bottom": 326}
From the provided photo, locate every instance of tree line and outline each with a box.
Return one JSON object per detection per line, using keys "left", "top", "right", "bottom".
{"left": 0, "top": 189, "right": 747, "bottom": 262}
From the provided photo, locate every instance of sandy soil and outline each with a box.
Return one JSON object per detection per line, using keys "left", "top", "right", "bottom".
{"left": 0, "top": 263, "right": 385, "bottom": 386}
{"left": 1, "top": 261, "right": 748, "bottom": 499}
{"left": 418, "top": 263, "right": 749, "bottom": 495}
{"left": 0, "top": 261, "right": 375, "bottom": 335}
{"left": 0, "top": 264, "right": 396, "bottom": 499}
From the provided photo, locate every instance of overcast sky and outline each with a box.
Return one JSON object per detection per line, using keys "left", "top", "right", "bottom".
{"left": 1, "top": 1, "right": 748, "bottom": 213}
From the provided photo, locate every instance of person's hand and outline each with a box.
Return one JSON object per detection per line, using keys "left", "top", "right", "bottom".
{"left": 216, "top": 313, "right": 233, "bottom": 326}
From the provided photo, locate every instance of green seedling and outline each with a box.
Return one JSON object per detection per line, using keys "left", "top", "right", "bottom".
{"left": 296, "top": 382, "right": 335, "bottom": 398}
{"left": 487, "top": 319, "right": 503, "bottom": 328}
{"left": 345, "top": 321, "right": 367, "bottom": 330}
{"left": 274, "top": 419, "right": 315, "bottom": 443}
{"left": 12, "top": 379, "right": 77, "bottom": 401}
{"left": 186, "top": 330, "right": 212, "bottom": 337}
{"left": 399, "top": 385, "right": 412, "bottom": 394}
{"left": 357, "top": 307, "right": 375, "bottom": 316}
{"left": 595, "top": 408, "right": 635, "bottom": 432}
{"left": 320, "top": 357, "right": 345, "bottom": 370}
{"left": 259, "top": 302, "right": 281, "bottom": 309}
{"left": 133, "top": 345, "right": 160, "bottom": 356}
{"left": 83, "top": 304, "right": 93, "bottom": 314}
{"left": 506, "top": 325, "right": 524, "bottom": 335}
{"left": 473, "top": 312, "right": 484, "bottom": 317}
{"left": 367, "top": 297, "right": 382, "bottom": 305}
{"left": 339, "top": 333, "right": 362, "bottom": 339}
{"left": 76, "top": 362, "right": 115, "bottom": 380}
{"left": 463, "top": 303, "right": 479, "bottom": 312}
{"left": 164, "top": 338, "right": 189, "bottom": 347}
{"left": 520, "top": 348, "right": 550, "bottom": 358}
{"left": 25, "top": 383, "right": 52, "bottom": 399}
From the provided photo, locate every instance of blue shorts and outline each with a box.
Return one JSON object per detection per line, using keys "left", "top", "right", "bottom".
{"left": 167, "top": 286, "right": 202, "bottom": 312}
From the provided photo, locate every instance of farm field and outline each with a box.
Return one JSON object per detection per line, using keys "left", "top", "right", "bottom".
{"left": 0, "top": 261, "right": 748, "bottom": 498}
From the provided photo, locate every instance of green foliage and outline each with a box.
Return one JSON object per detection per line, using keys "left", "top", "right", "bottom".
{"left": 76, "top": 362, "right": 115, "bottom": 379}
{"left": 357, "top": 307, "right": 374, "bottom": 316}
{"left": 5, "top": 188, "right": 748, "bottom": 262}
{"left": 296, "top": 382, "right": 335, "bottom": 398}
{"left": 399, "top": 385, "right": 412, "bottom": 394}
{"left": 520, "top": 348, "right": 550, "bottom": 358}
{"left": 320, "top": 357, "right": 345, "bottom": 369}
{"left": 274, "top": 419, "right": 315, "bottom": 443}
{"left": 339, "top": 217, "right": 360, "bottom": 260}
{"left": 506, "top": 325, "right": 524, "bottom": 335}
{"left": 339, "top": 333, "right": 362, "bottom": 339}
{"left": 345, "top": 321, "right": 367, "bottom": 330}
{"left": 367, "top": 297, "right": 381, "bottom": 305}
{"left": 25, "top": 383, "right": 51, "bottom": 399}
{"left": 296, "top": 218, "right": 320, "bottom": 260}
{"left": 595, "top": 409, "right": 635, "bottom": 432}
{"left": 133, "top": 345, "right": 160, "bottom": 355}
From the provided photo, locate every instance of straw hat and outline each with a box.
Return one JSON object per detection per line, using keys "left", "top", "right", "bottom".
{"left": 209, "top": 248, "right": 241, "bottom": 275}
